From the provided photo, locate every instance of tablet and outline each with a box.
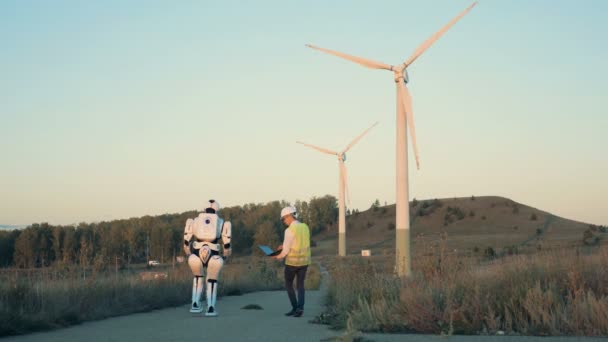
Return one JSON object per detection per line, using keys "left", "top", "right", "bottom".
{"left": 258, "top": 245, "right": 280, "bottom": 256}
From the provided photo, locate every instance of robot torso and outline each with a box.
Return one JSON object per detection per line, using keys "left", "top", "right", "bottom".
{"left": 192, "top": 213, "right": 223, "bottom": 243}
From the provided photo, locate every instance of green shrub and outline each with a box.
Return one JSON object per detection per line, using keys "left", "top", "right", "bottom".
{"left": 454, "top": 208, "right": 465, "bottom": 220}
{"left": 371, "top": 199, "right": 380, "bottom": 212}
{"left": 484, "top": 247, "right": 496, "bottom": 259}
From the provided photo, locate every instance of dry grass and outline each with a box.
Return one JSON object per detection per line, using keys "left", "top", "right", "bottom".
{"left": 0, "top": 257, "right": 320, "bottom": 337}
{"left": 0, "top": 265, "right": 190, "bottom": 336}
{"left": 321, "top": 244, "right": 608, "bottom": 336}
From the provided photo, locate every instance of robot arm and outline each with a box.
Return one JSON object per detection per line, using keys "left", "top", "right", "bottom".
{"left": 183, "top": 218, "right": 194, "bottom": 255}
{"left": 221, "top": 221, "right": 232, "bottom": 258}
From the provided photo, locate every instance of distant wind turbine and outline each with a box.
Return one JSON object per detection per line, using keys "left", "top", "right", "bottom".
{"left": 306, "top": 2, "right": 478, "bottom": 277}
{"left": 297, "top": 122, "right": 378, "bottom": 256}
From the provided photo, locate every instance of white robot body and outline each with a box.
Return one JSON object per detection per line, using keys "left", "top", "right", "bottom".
{"left": 205, "top": 256, "right": 224, "bottom": 316}
{"left": 192, "top": 213, "right": 223, "bottom": 245}
{"left": 190, "top": 275, "right": 205, "bottom": 313}
{"left": 184, "top": 202, "right": 232, "bottom": 316}
{"left": 183, "top": 218, "right": 194, "bottom": 256}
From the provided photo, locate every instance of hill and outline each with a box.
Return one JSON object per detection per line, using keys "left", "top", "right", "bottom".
{"left": 311, "top": 196, "right": 605, "bottom": 258}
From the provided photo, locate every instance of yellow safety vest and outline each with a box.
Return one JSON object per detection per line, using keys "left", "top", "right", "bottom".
{"left": 285, "top": 222, "right": 311, "bottom": 266}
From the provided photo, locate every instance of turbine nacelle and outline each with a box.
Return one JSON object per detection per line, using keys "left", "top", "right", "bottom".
{"left": 392, "top": 65, "right": 409, "bottom": 84}
{"left": 338, "top": 152, "right": 346, "bottom": 162}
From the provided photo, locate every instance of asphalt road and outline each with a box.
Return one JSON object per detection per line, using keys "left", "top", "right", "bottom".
{"left": 3, "top": 287, "right": 337, "bottom": 342}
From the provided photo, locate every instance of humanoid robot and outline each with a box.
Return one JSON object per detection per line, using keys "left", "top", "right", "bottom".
{"left": 183, "top": 199, "right": 231, "bottom": 316}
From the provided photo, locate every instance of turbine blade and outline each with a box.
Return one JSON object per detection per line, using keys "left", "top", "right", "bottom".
{"left": 397, "top": 81, "right": 421, "bottom": 170}
{"left": 404, "top": 2, "right": 478, "bottom": 67}
{"left": 340, "top": 162, "right": 351, "bottom": 205}
{"left": 306, "top": 44, "right": 392, "bottom": 70}
{"left": 343, "top": 121, "right": 379, "bottom": 153}
{"left": 296, "top": 141, "right": 338, "bottom": 155}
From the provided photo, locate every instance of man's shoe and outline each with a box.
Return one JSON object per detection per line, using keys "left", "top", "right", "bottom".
{"left": 293, "top": 309, "right": 303, "bottom": 317}
{"left": 285, "top": 309, "right": 297, "bottom": 316}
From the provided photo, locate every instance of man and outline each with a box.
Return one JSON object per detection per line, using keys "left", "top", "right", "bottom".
{"left": 272, "top": 205, "right": 311, "bottom": 318}
{"left": 183, "top": 199, "right": 232, "bottom": 316}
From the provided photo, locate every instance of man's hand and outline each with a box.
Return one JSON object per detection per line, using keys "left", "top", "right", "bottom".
{"left": 271, "top": 245, "right": 283, "bottom": 260}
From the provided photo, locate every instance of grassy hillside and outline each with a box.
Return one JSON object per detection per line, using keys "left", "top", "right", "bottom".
{"left": 311, "top": 196, "right": 603, "bottom": 258}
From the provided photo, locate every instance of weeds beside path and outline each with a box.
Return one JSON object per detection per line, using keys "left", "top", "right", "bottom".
{"left": 320, "top": 247, "right": 608, "bottom": 338}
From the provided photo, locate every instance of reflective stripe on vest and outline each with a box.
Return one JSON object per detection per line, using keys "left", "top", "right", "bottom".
{"left": 286, "top": 222, "right": 311, "bottom": 266}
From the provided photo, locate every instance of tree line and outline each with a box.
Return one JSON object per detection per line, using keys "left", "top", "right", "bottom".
{"left": 0, "top": 195, "right": 338, "bottom": 268}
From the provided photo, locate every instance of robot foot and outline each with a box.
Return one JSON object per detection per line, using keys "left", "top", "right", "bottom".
{"left": 205, "top": 306, "right": 218, "bottom": 317}
{"left": 190, "top": 302, "right": 204, "bottom": 314}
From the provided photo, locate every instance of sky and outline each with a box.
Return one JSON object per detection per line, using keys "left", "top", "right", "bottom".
{"left": 1, "top": 0, "right": 607, "bottom": 226}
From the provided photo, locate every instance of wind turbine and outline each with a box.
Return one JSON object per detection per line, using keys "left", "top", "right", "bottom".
{"left": 297, "top": 122, "right": 378, "bottom": 257}
{"left": 306, "top": 2, "right": 477, "bottom": 277}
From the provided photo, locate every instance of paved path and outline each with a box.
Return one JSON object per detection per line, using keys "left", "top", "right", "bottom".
{"left": 3, "top": 288, "right": 338, "bottom": 342}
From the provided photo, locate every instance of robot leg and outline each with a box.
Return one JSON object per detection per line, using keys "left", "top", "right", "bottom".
{"left": 205, "top": 255, "right": 224, "bottom": 316}
{"left": 188, "top": 254, "right": 205, "bottom": 313}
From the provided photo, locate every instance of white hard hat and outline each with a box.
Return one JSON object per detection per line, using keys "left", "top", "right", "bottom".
{"left": 280, "top": 206, "right": 296, "bottom": 219}
{"left": 205, "top": 199, "right": 220, "bottom": 213}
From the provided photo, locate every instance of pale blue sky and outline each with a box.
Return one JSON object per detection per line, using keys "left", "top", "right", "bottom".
{"left": 1, "top": 1, "right": 607, "bottom": 226}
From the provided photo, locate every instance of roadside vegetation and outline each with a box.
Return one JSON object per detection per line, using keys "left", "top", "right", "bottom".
{"left": 319, "top": 244, "right": 608, "bottom": 336}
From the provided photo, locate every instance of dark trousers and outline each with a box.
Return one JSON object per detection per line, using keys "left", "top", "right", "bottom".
{"left": 284, "top": 265, "right": 308, "bottom": 311}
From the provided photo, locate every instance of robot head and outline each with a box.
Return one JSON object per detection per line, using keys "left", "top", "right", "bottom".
{"left": 280, "top": 206, "right": 297, "bottom": 220}
{"left": 205, "top": 199, "right": 220, "bottom": 214}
